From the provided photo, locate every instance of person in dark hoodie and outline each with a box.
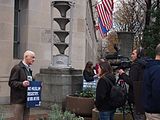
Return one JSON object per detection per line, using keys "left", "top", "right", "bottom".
{"left": 118, "top": 47, "right": 146, "bottom": 120}
{"left": 143, "top": 43, "right": 160, "bottom": 120}
{"left": 95, "top": 61, "right": 116, "bottom": 120}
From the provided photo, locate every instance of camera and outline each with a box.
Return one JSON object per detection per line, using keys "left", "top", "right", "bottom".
{"left": 105, "top": 44, "right": 131, "bottom": 70}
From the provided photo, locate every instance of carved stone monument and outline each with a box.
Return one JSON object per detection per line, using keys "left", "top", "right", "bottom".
{"left": 36, "top": 0, "right": 83, "bottom": 109}
{"left": 50, "top": 0, "right": 74, "bottom": 68}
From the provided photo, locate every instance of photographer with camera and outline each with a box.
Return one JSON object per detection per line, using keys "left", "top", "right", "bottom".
{"left": 118, "top": 48, "right": 146, "bottom": 120}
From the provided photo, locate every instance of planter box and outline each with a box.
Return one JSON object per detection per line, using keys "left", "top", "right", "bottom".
{"left": 66, "top": 95, "right": 94, "bottom": 117}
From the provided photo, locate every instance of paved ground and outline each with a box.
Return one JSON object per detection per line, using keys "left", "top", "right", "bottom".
{"left": 0, "top": 104, "right": 92, "bottom": 120}
{"left": 0, "top": 104, "right": 50, "bottom": 120}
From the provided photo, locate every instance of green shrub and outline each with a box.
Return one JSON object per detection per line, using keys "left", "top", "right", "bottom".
{"left": 0, "top": 107, "right": 4, "bottom": 120}
{"left": 48, "top": 104, "right": 84, "bottom": 120}
{"left": 74, "top": 87, "right": 96, "bottom": 98}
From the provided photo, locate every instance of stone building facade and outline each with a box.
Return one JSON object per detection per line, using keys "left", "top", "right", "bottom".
{"left": 0, "top": 0, "right": 97, "bottom": 104}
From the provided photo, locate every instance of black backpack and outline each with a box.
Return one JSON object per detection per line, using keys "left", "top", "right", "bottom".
{"left": 106, "top": 78, "right": 127, "bottom": 108}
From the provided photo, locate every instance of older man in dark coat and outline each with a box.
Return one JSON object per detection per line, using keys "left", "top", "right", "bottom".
{"left": 8, "top": 50, "right": 35, "bottom": 120}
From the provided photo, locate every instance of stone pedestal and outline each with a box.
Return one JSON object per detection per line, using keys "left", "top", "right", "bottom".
{"left": 35, "top": 68, "right": 83, "bottom": 109}
{"left": 117, "top": 32, "right": 135, "bottom": 58}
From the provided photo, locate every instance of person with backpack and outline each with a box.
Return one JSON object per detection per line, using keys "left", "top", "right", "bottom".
{"left": 118, "top": 47, "right": 146, "bottom": 120}
{"left": 95, "top": 61, "right": 116, "bottom": 120}
{"left": 142, "top": 43, "right": 160, "bottom": 120}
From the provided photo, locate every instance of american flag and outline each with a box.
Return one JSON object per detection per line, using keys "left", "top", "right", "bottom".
{"left": 102, "top": 0, "right": 114, "bottom": 15}
{"left": 98, "top": 17, "right": 108, "bottom": 38}
{"left": 96, "top": 0, "right": 113, "bottom": 32}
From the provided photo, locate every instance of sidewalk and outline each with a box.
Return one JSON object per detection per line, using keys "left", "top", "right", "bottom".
{"left": 0, "top": 104, "right": 50, "bottom": 120}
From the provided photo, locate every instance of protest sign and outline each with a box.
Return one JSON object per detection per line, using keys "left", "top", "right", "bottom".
{"left": 27, "top": 80, "right": 42, "bottom": 108}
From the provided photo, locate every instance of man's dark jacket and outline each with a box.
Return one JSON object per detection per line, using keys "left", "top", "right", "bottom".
{"left": 120, "top": 59, "right": 145, "bottom": 113}
{"left": 8, "top": 61, "right": 32, "bottom": 104}
{"left": 143, "top": 60, "right": 160, "bottom": 113}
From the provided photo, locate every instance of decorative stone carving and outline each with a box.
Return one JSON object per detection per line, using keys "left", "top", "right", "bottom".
{"left": 50, "top": 0, "right": 74, "bottom": 68}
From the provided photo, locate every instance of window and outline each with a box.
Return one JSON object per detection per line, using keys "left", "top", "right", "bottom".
{"left": 14, "top": 0, "right": 20, "bottom": 59}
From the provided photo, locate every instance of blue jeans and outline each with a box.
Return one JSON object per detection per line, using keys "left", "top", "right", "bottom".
{"left": 99, "top": 110, "right": 115, "bottom": 120}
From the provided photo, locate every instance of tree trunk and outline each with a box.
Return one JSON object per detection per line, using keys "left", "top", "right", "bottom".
{"left": 145, "top": 0, "right": 152, "bottom": 27}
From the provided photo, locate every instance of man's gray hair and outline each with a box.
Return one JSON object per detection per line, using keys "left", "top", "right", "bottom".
{"left": 155, "top": 43, "right": 160, "bottom": 55}
{"left": 23, "top": 50, "right": 35, "bottom": 59}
